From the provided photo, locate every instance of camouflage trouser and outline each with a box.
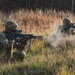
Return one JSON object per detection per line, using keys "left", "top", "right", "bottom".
{"left": 6, "top": 47, "right": 11, "bottom": 61}
{"left": 11, "top": 51, "right": 26, "bottom": 62}
{"left": 6, "top": 47, "right": 26, "bottom": 62}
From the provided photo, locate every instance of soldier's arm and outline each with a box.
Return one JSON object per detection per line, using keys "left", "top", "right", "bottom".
{"left": 69, "top": 23, "right": 75, "bottom": 35}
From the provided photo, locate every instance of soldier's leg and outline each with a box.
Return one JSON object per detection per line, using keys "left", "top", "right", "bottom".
{"left": 6, "top": 47, "right": 11, "bottom": 62}
{"left": 12, "top": 51, "right": 26, "bottom": 62}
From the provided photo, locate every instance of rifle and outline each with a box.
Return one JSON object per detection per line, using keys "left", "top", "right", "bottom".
{"left": 5, "top": 33, "right": 43, "bottom": 41}
{"left": 4, "top": 30, "right": 43, "bottom": 49}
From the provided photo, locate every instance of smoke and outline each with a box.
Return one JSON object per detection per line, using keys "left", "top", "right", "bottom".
{"left": 48, "top": 33, "right": 64, "bottom": 47}
{"left": 47, "top": 27, "right": 75, "bottom": 51}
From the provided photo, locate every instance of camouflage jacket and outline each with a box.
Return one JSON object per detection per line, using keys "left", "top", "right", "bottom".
{"left": 57, "top": 24, "right": 75, "bottom": 35}
{"left": 2, "top": 30, "right": 26, "bottom": 50}
{"left": 1, "top": 30, "right": 22, "bottom": 47}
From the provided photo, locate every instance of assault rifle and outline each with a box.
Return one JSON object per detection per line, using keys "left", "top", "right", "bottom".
{"left": 4, "top": 30, "right": 43, "bottom": 46}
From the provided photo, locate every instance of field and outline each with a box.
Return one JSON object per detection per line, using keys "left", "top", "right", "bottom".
{"left": 0, "top": 9, "right": 75, "bottom": 75}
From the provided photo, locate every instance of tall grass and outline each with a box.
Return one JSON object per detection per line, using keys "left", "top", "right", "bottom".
{"left": 0, "top": 9, "right": 75, "bottom": 35}
{"left": 0, "top": 9, "right": 75, "bottom": 75}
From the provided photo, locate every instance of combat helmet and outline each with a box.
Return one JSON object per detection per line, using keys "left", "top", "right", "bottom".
{"left": 5, "top": 20, "right": 18, "bottom": 31}
{"left": 63, "top": 18, "right": 70, "bottom": 25}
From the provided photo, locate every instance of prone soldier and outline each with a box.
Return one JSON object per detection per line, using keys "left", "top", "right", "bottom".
{"left": 49, "top": 18, "right": 75, "bottom": 48}
{"left": 57, "top": 18, "right": 75, "bottom": 36}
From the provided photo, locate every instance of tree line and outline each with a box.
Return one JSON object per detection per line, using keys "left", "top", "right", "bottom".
{"left": 0, "top": 0, "right": 74, "bottom": 12}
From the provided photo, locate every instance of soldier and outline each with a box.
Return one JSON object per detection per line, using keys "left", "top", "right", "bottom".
{"left": 2, "top": 20, "right": 26, "bottom": 62}
{"left": 57, "top": 18, "right": 75, "bottom": 35}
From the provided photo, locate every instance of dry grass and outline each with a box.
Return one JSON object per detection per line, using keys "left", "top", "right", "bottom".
{"left": 0, "top": 9, "right": 75, "bottom": 75}
{"left": 0, "top": 9, "right": 75, "bottom": 36}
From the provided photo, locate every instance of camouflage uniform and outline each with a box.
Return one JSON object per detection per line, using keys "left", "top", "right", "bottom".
{"left": 2, "top": 20, "right": 26, "bottom": 62}
{"left": 0, "top": 33, "right": 8, "bottom": 62}
{"left": 0, "top": 33, "right": 8, "bottom": 51}
{"left": 57, "top": 18, "right": 75, "bottom": 35}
